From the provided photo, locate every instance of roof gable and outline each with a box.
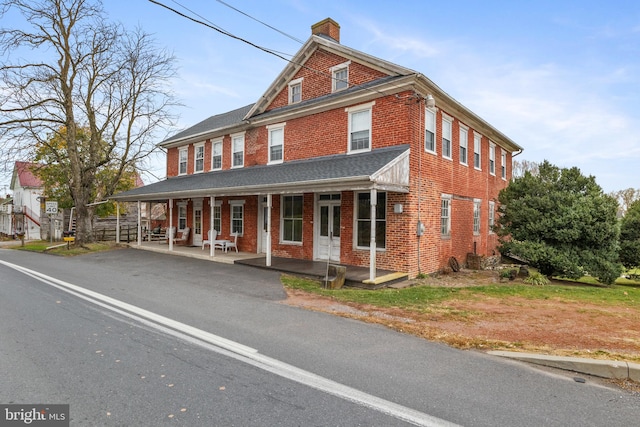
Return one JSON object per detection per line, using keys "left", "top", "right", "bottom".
{"left": 11, "top": 162, "right": 43, "bottom": 190}
{"left": 245, "top": 34, "right": 416, "bottom": 119}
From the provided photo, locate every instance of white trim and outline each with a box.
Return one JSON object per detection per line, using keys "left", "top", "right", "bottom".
{"left": 346, "top": 102, "right": 375, "bottom": 154}
{"left": 178, "top": 147, "right": 188, "bottom": 176}
{"left": 288, "top": 78, "right": 303, "bottom": 104}
{"left": 267, "top": 122, "right": 286, "bottom": 165}
{"left": 441, "top": 116, "right": 453, "bottom": 160}
{"left": 440, "top": 194, "right": 452, "bottom": 238}
{"left": 211, "top": 138, "right": 223, "bottom": 171}
{"left": 473, "top": 198, "right": 481, "bottom": 236}
{"left": 194, "top": 142, "right": 205, "bottom": 174}
{"left": 489, "top": 142, "right": 496, "bottom": 176}
{"left": 425, "top": 108, "right": 436, "bottom": 154}
{"left": 473, "top": 132, "right": 482, "bottom": 171}
{"left": 280, "top": 194, "right": 304, "bottom": 245}
{"left": 231, "top": 132, "right": 245, "bottom": 169}
{"left": 459, "top": 125, "right": 468, "bottom": 166}
{"left": 331, "top": 60, "right": 351, "bottom": 92}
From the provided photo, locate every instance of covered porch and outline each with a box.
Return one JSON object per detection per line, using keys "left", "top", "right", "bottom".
{"left": 112, "top": 145, "right": 411, "bottom": 283}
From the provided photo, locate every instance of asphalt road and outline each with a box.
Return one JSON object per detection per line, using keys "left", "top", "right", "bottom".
{"left": 1, "top": 247, "right": 638, "bottom": 426}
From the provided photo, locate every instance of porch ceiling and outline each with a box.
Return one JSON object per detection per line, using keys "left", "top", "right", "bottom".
{"left": 112, "top": 145, "right": 410, "bottom": 202}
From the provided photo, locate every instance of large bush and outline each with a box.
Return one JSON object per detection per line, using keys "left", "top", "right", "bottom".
{"left": 496, "top": 160, "right": 622, "bottom": 285}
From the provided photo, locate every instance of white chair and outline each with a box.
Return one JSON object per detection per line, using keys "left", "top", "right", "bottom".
{"left": 225, "top": 232, "right": 238, "bottom": 253}
{"left": 164, "top": 226, "right": 176, "bottom": 244}
{"left": 202, "top": 229, "right": 216, "bottom": 250}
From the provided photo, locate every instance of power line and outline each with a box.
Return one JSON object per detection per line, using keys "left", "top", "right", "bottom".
{"left": 212, "top": 0, "right": 304, "bottom": 44}
{"left": 149, "top": 0, "right": 421, "bottom": 106}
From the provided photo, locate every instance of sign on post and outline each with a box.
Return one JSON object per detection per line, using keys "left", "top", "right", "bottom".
{"left": 45, "top": 201, "right": 58, "bottom": 215}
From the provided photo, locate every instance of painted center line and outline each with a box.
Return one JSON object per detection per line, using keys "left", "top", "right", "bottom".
{"left": 1, "top": 260, "right": 459, "bottom": 427}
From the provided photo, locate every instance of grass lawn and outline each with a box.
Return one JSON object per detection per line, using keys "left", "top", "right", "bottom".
{"left": 281, "top": 274, "right": 640, "bottom": 311}
{"left": 13, "top": 240, "right": 120, "bottom": 256}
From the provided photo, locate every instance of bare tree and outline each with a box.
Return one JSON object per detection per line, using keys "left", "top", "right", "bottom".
{"left": 512, "top": 159, "right": 540, "bottom": 178}
{"left": 0, "top": 0, "right": 177, "bottom": 244}
{"left": 609, "top": 188, "right": 640, "bottom": 217}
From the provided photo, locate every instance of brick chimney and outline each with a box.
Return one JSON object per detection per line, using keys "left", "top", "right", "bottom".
{"left": 311, "top": 18, "right": 340, "bottom": 43}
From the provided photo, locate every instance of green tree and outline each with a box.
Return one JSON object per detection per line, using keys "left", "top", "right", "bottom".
{"left": 0, "top": 0, "right": 177, "bottom": 244}
{"left": 496, "top": 160, "right": 622, "bottom": 285}
{"left": 619, "top": 200, "right": 640, "bottom": 269}
{"left": 33, "top": 126, "right": 139, "bottom": 218}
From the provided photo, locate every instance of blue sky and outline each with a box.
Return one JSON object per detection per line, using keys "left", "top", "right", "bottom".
{"left": 4, "top": 0, "right": 639, "bottom": 194}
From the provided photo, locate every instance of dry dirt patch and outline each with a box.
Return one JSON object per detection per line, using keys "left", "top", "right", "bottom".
{"left": 283, "top": 270, "right": 640, "bottom": 363}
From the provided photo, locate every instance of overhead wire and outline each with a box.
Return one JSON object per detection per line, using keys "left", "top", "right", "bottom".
{"left": 148, "top": 0, "right": 425, "bottom": 106}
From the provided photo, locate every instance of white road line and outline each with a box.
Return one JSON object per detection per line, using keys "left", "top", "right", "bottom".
{"left": 1, "top": 260, "right": 459, "bottom": 427}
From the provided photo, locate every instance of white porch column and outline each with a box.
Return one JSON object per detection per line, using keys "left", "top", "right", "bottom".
{"left": 209, "top": 196, "right": 215, "bottom": 257}
{"left": 136, "top": 200, "right": 142, "bottom": 246}
{"left": 369, "top": 188, "right": 377, "bottom": 282}
{"left": 266, "top": 193, "right": 272, "bottom": 267}
{"left": 168, "top": 198, "right": 174, "bottom": 251}
{"left": 115, "top": 203, "right": 120, "bottom": 243}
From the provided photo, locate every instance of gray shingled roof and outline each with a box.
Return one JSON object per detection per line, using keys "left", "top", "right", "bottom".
{"left": 161, "top": 104, "right": 254, "bottom": 145}
{"left": 112, "top": 145, "right": 409, "bottom": 202}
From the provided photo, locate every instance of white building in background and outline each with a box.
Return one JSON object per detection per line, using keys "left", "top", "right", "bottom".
{"left": 0, "top": 162, "right": 43, "bottom": 239}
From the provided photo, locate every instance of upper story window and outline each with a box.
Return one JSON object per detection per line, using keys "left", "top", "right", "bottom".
{"left": 346, "top": 102, "right": 374, "bottom": 153}
{"left": 425, "top": 108, "right": 436, "bottom": 154}
{"left": 231, "top": 133, "right": 244, "bottom": 168}
{"left": 211, "top": 139, "right": 222, "bottom": 170}
{"left": 268, "top": 123, "right": 285, "bottom": 164}
{"left": 501, "top": 149, "right": 507, "bottom": 180}
{"left": 288, "top": 78, "right": 302, "bottom": 104}
{"left": 489, "top": 143, "right": 496, "bottom": 176}
{"left": 442, "top": 114, "right": 452, "bottom": 160}
{"left": 473, "top": 132, "right": 482, "bottom": 170}
{"left": 194, "top": 143, "right": 204, "bottom": 173}
{"left": 178, "top": 147, "right": 187, "bottom": 175}
{"left": 459, "top": 125, "right": 468, "bottom": 166}
{"left": 331, "top": 61, "right": 350, "bottom": 92}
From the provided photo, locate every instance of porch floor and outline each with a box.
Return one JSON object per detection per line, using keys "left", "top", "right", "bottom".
{"left": 128, "top": 241, "right": 406, "bottom": 288}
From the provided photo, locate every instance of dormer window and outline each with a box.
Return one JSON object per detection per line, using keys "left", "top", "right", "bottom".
{"left": 288, "top": 78, "right": 302, "bottom": 104}
{"left": 331, "top": 61, "right": 350, "bottom": 92}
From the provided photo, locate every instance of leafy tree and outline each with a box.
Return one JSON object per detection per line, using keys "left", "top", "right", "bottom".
{"left": 33, "top": 126, "right": 140, "bottom": 219}
{"left": 609, "top": 188, "right": 640, "bottom": 217}
{"left": 496, "top": 160, "right": 622, "bottom": 285}
{"left": 0, "top": 0, "right": 177, "bottom": 244}
{"left": 619, "top": 200, "right": 640, "bottom": 269}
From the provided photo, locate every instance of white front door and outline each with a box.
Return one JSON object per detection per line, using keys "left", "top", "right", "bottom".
{"left": 193, "top": 200, "right": 203, "bottom": 247}
{"left": 316, "top": 195, "right": 341, "bottom": 262}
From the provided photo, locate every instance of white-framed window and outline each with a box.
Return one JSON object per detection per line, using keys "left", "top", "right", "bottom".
{"left": 346, "top": 102, "right": 374, "bottom": 153}
{"left": 356, "top": 191, "right": 386, "bottom": 249}
{"left": 268, "top": 123, "right": 285, "bottom": 164}
{"left": 441, "top": 194, "right": 452, "bottom": 237}
{"left": 211, "top": 139, "right": 222, "bottom": 170}
{"left": 489, "top": 201, "right": 495, "bottom": 234}
{"left": 231, "top": 133, "right": 244, "bottom": 168}
{"left": 194, "top": 143, "right": 204, "bottom": 173}
{"left": 281, "top": 195, "right": 303, "bottom": 243}
{"left": 425, "top": 108, "right": 436, "bottom": 153}
{"left": 288, "top": 78, "right": 302, "bottom": 104}
{"left": 459, "top": 125, "right": 468, "bottom": 166}
{"left": 501, "top": 149, "right": 507, "bottom": 180}
{"left": 213, "top": 204, "right": 221, "bottom": 233}
{"left": 442, "top": 115, "right": 452, "bottom": 160}
{"left": 474, "top": 132, "right": 482, "bottom": 170}
{"left": 489, "top": 143, "right": 496, "bottom": 176}
{"left": 229, "top": 200, "right": 244, "bottom": 235}
{"left": 178, "top": 147, "right": 188, "bottom": 175}
{"left": 473, "top": 199, "right": 481, "bottom": 235}
{"left": 331, "top": 61, "right": 350, "bottom": 92}
{"left": 178, "top": 202, "right": 187, "bottom": 230}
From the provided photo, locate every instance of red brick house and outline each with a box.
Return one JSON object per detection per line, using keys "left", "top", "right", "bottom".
{"left": 112, "top": 18, "right": 522, "bottom": 281}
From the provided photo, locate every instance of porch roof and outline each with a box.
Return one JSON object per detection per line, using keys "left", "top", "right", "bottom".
{"left": 112, "top": 145, "right": 410, "bottom": 202}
